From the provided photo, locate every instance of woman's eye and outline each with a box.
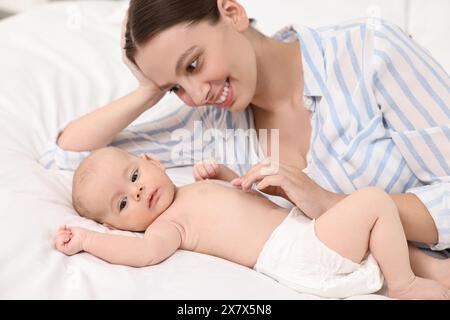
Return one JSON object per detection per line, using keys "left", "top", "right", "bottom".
{"left": 119, "top": 197, "right": 128, "bottom": 211}
{"left": 186, "top": 58, "right": 198, "bottom": 73}
{"left": 131, "top": 169, "right": 139, "bottom": 182}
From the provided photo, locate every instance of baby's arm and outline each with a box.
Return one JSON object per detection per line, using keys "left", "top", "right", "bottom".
{"left": 54, "top": 220, "right": 181, "bottom": 267}
{"left": 193, "top": 160, "right": 238, "bottom": 182}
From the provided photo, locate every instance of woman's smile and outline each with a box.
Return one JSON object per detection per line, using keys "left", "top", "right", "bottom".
{"left": 213, "top": 78, "right": 233, "bottom": 108}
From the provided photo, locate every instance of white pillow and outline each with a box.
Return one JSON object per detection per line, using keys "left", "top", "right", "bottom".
{"left": 409, "top": 0, "right": 450, "bottom": 73}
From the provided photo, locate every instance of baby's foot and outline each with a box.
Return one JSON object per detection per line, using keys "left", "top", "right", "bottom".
{"left": 388, "top": 276, "right": 450, "bottom": 300}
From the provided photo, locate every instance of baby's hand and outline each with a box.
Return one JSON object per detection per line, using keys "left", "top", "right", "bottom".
{"left": 54, "top": 225, "right": 89, "bottom": 256}
{"left": 193, "top": 159, "right": 220, "bottom": 181}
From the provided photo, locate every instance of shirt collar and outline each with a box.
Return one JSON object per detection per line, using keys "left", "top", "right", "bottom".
{"left": 273, "top": 25, "right": 325, "bottom": 98}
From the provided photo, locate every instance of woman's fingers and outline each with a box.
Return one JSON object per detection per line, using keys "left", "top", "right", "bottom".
{"left": 241, "top": 161, "right": 281, "bottom": 189}
{"left": 232, "top": 163, "right": 264, "bottom": 187}
{"left": 230, "top": 177, "right": 242, "bottom": 186}
{"left": 254, "top": 175, "right": 291, "bottom": 200}
{"left": 120, "top": 12, "right": 128, "bottom": 52}
{"left": 255, "top": 175, "right": 284, "bottom": 191}
{"left": 230, "top": 160, "right": 276, "bottom": 189}
{"left": 119, "top": 10, "right": 149, "bottom": 83}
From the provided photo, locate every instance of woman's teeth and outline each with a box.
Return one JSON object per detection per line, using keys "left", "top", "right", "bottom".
{"left": 215, "top": 80, "right": 230, "bottom": 104}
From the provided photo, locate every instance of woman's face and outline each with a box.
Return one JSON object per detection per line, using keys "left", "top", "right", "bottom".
{"left": 134, "top": 2, "right": 257, "bottom": 112}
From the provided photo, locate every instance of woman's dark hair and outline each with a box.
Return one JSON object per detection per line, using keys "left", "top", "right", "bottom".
{"left": 124, "top": 0, "right": 221, "bottom": 65}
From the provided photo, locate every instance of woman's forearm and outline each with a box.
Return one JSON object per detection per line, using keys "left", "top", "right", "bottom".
{"left": 390, "top": 193, "right": 438, "bottom": 245}
{"left": 57, "top": 86, "right": 160, "bottom": 151}
{"left": 326, "top": 192, "right": 438, "bottom": 245}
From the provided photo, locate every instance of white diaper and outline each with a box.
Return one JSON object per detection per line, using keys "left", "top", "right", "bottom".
{"left": 254, "top": 207, "right": 384, "bottom": 298}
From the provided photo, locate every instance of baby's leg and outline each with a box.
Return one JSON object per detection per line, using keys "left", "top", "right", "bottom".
{"left": 315, "top": 187, "right": 449, "bottom": 300}
{"left": 408, "top": 244, "right": 450, "bottom": 289}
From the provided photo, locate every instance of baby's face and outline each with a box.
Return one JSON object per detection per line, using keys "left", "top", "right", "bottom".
{"left": 82, "top": 152, "right": 176, "bottom": 231}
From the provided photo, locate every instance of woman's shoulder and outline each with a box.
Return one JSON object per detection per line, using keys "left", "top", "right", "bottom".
{"left": 272, "top": 25, "right": 298, "bottom": 42}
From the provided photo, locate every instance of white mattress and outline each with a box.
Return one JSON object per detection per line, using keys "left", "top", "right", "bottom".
{"left": 0, "top": 1, "right": 389, "bottom": 299}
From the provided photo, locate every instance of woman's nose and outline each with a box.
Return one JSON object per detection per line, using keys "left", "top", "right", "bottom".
{"left": 133, "top": 185, "right": 145, "bottom": 201}
{"left": 185, "top": 81, "right": 209, "bottom": 106}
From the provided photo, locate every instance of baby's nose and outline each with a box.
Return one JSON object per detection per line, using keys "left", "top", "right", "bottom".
{"left": 134, "top": 185, "right": 145, "bottom": 201}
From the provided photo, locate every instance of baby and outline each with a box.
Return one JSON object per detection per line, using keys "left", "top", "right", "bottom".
{"left": 54, "top": 147, "right": 450, "bottom": 299}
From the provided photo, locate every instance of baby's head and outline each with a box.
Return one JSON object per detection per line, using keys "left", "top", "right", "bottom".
{"left": 72, "top": 147, "right": 176, "bottom": 231}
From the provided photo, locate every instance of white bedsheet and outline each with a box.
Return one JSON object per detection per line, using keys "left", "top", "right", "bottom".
{"left": 0, "top": 1, "right": 388, "bottom": 299}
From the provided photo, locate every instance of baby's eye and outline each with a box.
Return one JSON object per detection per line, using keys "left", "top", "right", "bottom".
{"left": 119, "top": 197, "right": 128, "bottom": 211}
{"left": 131, "top": 169, "right": 139, "bottom": 182}
{"left": 169, "top": 85, "right": 180, "bottom": 94}
{"left": 186, "top": 57, "right": 198, "bottom": 73}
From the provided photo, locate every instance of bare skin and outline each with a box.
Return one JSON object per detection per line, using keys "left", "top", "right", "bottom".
{"left": 55, "top": 147, "right": 449, "bottom": 299}
{"left": 56, "top": 1, "right": 440, "bottom": 247}
{"left": 315, "top": 187, "right": 449, "bottom": 300}
{"left": 408, "top": 245, "right": 450, "bottom": 289}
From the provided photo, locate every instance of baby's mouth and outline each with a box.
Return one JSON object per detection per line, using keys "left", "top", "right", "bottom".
{"left": 147, "top": 188, "right": 159, "bottom": 209}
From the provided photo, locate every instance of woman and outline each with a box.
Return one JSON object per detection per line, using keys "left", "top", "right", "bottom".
{"left": 55, "top": 0, "right": 449, "bottom": 257}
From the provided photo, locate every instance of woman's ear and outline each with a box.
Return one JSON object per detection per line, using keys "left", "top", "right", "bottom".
{"left": 217, "top": 0, "right": 249, "bottom": 32}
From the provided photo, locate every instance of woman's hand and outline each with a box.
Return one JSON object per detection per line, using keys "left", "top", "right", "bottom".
{"left": 121, "top": 12, "right": 165, "bottom": 97}
{"left": 231, "top": 160, "right": 341, "bottom": 219}
{"left": 54, "top": 225, "right": 89, "bottom": 256}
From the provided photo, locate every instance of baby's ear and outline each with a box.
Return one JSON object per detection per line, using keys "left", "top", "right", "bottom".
{"left": 152, "top": 158, "right": 166, "bottom": 171}
{"left": 102, "top": 222, "right": 116, "bottom": 230}
{"left": 141, "top": 154, "right": 165, "bottom": 171}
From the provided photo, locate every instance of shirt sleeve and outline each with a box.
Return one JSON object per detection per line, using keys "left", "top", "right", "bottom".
{"left": 38, "top": 104, "right": 254, "bottom": 175}
{"left": 38, "top": 119, "right": 91, "bottom": 171}
{"left": 38, "top": 105, "right": 200, "bottom": 171}
{"left": 370, "top": 20, "right": 450, "bottom": 249}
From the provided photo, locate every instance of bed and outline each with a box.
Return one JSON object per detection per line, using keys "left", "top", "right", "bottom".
{"left": 2, "top": 0, "right": 447, "bottom": 299}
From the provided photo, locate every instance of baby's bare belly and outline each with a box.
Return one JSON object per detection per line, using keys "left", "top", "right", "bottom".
{"left": 170, "top": 180, "right": 290, "bottom": 268}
